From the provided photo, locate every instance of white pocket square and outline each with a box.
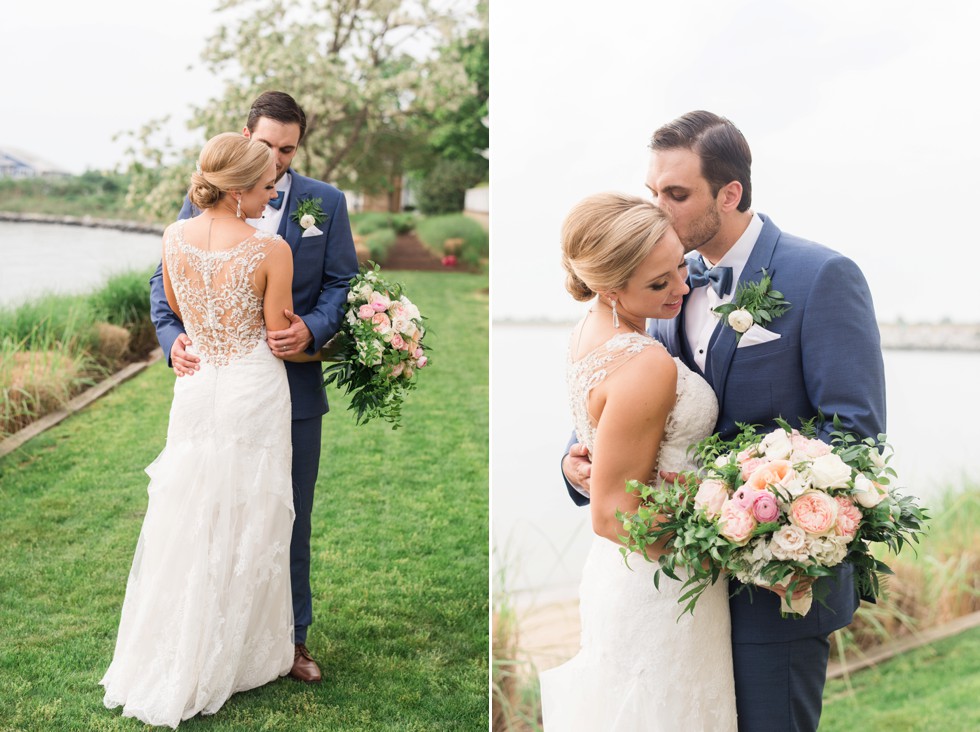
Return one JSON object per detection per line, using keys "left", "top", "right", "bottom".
{"left": 737, "top": 324, "right": 781, "bottom": 348}
{"left": 301, "top": 225, "right": 323, "bottom": 238}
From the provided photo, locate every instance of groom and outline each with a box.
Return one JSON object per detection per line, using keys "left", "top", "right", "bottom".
{"left": 563, "top": 111, "right": 886, "bottom": 731}
{"left": 150, "top": 90, "right": 359, "bottom": 684}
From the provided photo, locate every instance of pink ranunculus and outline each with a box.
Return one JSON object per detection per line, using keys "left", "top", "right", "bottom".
{"left": 390, "top": 333, "right": 406, "bottom": 350}
{"left": 834, "top": 496, "right": 862, "bottom": 540}
{"left": 417, "top": 356, "right": 428, "bottom": 368}
{"left": 371, "top": 312, "right": 392, "bottom": 334}
{"left": 732, "top": 485, "right": 763, "bottom": 511}
{"left": 694, "top": 479, "right": 729, "bottom": 519}
{"left": 790, "top": 490, "right": 840, "bottom": 536}
{"left": 358, "top": 304, "right": 375, "bottom": 319}
{"left": 719, "top": 500, "right": 757, "bottom": 546}
{"left": 753, "top": 493, "right": 781, "bottom": 523}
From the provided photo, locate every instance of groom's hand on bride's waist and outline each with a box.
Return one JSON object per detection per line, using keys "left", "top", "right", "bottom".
{"left": 171, "top": 334, "right": 200, "bottom": 377}
{"left": 563, "top": 443, "right": 592, "bottom": 495}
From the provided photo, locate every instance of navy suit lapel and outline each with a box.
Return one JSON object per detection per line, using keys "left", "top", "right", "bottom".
{"left": 705, "top": 214, "right": 780, "bottom": 406}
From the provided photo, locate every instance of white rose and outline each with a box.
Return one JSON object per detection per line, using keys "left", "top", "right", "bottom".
{"left": 852, "top": 473, "right": 888, "bottom": 508}
{"left": 300, "top": 213, "right": 316, "bottom": 229}
{"left": 728, "top": 308, "right": 754, "bottom": 333}
{"left": 769, "top": 524, "right": 810, "bottom": 562}
{"left": 805, "top": 535, "right": 848, "bottom": 566}
{"left": 760, "top": 429, "right": 793, "bottom": 460}
{"left": 809, "top": 453, "right": 852, "bottom": 490}
{"left": 779, "top": 472, "right": 812, "bottom": 499}
{"left": 399, "top": 295, "right": 421, "bottom": 320}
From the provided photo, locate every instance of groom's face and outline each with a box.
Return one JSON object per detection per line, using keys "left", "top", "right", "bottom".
{"left": 645, "top": 148, "right": 722, "bottom": 253}
{"left": 244, "top": 118, "right": 301, "bottom": 182}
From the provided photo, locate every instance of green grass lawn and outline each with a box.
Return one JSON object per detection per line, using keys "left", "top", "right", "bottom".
{"left": 0, "top": 270, "right": 488, "bottom": 731}
{"left": 821, "top": 625, "right": 980, "bottom": 731}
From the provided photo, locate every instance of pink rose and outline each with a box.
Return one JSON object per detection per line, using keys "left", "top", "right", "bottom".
{"left": 791, "top": 434, "right": 831, "bottom": 458}
{"left": 390, "top": 333, "right": 406, "bottom": 350}
{"left": 413, "top": 347, "right": 424, "bottom": 359}
{"left": 369, "top": 292, "right": 391, "bottom": 312}
{"left": 694, "top": 479, "right": 729, "bottom": 519}
{"left": 752, "top": 493, "right": 780, "bottom": 523}
{"left": 834, "top": 496, "right": 862, "bottom": 540}
{"left": 372, "top": 313, "right": 392, "bottom": 334}
{"left": 417, "top": 355, "right": 428, "bottom": 368}
{"left": 719, "top": 500, "right": 757, "bottom": 546}
{"left": 790, "top": 490, "right": 840, "bottom": 536}
{"left": 737, "top": 447, "right": 758, "bottom": 464}
{"left": 358, "top": 304, "right": 375, "bottom": 319}
{"left": 740, "top": 457, "right": 767, "bottom": 481}
{"left": 390, "top": 362, "right": 405, "bottom": 378}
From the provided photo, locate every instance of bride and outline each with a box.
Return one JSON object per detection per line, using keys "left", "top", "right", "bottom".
{"left": 101, "top": 133, "right": 312, "bottom": 728}
{"left": 540, "top": 193, "right": 737, "bottom": 730}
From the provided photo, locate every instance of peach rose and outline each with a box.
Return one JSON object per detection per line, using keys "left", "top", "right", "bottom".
{"left": 790, "top": 490, "right": 840, "bottom": 536}
{"left": 719, "top": 500, "right": 757, "bottom": 546}
{"left": 833, "top": 496, "right": 862, "bottom": 540}
{"left": 371, "top": 312, "right": 392, "bottom": 334}
{"left": 694, "top": 479, "right": 729, "bottom": 519}
{"left": 740, "top": 457, "right": 768, "bottom": 481}
{"left": 745, "top": 460, "right": 795, "bottom": 492}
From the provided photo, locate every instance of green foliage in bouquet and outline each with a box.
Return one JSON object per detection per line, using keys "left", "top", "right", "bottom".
{"left": 321, "top": 263, "right": 429, "bottom": 428}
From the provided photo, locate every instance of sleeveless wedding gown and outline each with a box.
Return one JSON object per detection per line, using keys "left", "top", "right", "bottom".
{"left": 540, "top": 331, "right": 737, "bottom": 731}
{"left": 100, "top": 220, "right": 295, "bottom": 728}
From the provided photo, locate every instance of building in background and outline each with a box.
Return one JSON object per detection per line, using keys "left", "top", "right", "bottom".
{"left": 0, "top": 147, "right": 70, "bottom": 178}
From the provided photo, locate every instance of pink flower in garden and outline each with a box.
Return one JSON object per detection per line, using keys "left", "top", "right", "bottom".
{"left": 790, "top": 490, "right": 840, "bottom": 536}
{"left": 752, "top": 493, "right": 781, "bottom": 523}
{"left": 834, "top": 496, "right": 862, "bottom": 540}
{"left": 719, "top": 500, "right": 757, "bottom": 546}
{"left": 358, "top": 304, "right": 375, "bottom": 319}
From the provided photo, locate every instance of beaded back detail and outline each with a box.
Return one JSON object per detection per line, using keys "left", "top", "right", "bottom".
{"left": 164, "top": 219, "right": 285, "bottom": 367}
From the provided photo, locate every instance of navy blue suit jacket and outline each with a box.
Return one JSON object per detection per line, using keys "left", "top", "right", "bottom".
{"left": 150, "top": 168, "right": 359, "bottom": 420}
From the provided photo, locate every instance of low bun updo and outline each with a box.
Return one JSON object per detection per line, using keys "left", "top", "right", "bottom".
{"left": 186, "top": 132, "right": 276, "bottom": 211}
{"left": 560, "top": 192, "right": 672, "bottom": 301}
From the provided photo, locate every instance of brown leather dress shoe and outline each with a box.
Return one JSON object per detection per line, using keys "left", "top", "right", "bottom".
{"left": 289, "top": 643, "right": 322, "bottom": 683}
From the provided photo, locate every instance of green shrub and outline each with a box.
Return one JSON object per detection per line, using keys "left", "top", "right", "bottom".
{"left": 415, "top": 214, "right": 489, "bottom": 267}
{"left": 364, "top": 228, "right": 397, "bottom": 263}
{"left": 415, "top": 159, "right": 486, "bottom": 215}
{"left": 88, "top": 268, "right": 156, "bottom": 354}
{"left": 351, "top": 211, "right": 417, "bottom": 236}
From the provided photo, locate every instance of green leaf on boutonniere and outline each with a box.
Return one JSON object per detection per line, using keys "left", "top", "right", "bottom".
{"left": 291, "top": 197, "right": 327, "bottom": 226}
{"left": 712, "top": 269, "right": 790, "bottom": 339}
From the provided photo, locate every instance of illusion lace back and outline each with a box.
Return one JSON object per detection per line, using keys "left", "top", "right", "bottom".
{"left": 101, "top": 220, "right": 296, "bottom": 729}
{"left": 540, "top": 330, "right": 738, "bottom": 731}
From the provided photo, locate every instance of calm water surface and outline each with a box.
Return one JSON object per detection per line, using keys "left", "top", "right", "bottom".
{"left": 492, "top": 321, "right": 980, "bottom": 606}
{"left": 0, "top": 222, "right": 161, "bottom": 306}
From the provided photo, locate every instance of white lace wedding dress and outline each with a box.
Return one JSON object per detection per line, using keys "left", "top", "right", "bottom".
{"left": 540, "top": 331, "right": 737, "bottom": 731}
{"left": 101, "top": 220, "right": 296, "bottom": 728}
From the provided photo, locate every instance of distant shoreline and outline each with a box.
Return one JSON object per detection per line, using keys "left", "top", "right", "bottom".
{"left": 494, "top": 319, "right": 980, "bottom": 352}
{"left": 0, "top": 210, "right": 163, "bottom": 235}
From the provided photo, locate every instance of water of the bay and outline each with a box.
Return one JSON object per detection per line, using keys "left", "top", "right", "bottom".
{"left": 0, "top": 222, "right": 161, "bottom": 306}
{"left": 492, "top": 321, "right": 980, "bottom": 607}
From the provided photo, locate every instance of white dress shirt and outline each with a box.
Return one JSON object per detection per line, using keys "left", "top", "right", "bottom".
{"left": 247, "top": 172, "right": 292, "bottom": 234}
{"left": 684, "top": 212, "right": 764, "bottom": 373}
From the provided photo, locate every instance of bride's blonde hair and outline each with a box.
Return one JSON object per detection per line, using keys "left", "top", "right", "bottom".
{"left": 188, "top": 133, "right": 275, "bottom": 210}
{"left": 561, "top": 192, "right": 672, "bottom": 302}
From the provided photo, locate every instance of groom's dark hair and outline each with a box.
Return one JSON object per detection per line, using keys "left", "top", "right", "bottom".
{"left": 649, "top": 111, "right": 752, "bottom": 212}
{"left": 247, "top": 91, "right": 308, "bottom": 142}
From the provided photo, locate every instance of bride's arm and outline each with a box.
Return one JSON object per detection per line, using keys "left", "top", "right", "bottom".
{"left": 588, "top": 347, "right": 677, "bottom": 558}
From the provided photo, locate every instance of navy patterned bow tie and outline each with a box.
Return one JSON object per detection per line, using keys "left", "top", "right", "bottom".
{"left": 687, "top": 255, "right": 733, "bottom": 297}
{"left": 268, "top": 190, "right": 285, "bottom": 210}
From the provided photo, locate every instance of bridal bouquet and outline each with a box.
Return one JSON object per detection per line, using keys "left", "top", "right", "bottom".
{"left": 321, "top": 262, "right": 429, "bottom": 428}
{"left": 618, "top": 417, "right": 927, "bottom": 616}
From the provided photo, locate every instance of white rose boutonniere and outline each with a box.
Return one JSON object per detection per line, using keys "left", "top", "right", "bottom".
{"left": 712, "top": 269, "right": 790, "bottom": 340}
{"left": 292, "top": 197, "right": 327, "bottom": 238}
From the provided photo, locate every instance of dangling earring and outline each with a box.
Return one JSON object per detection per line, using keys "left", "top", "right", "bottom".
{"left": 236, "top": 196, "right": 242, "bottom": 219}
{"left": 611, "top": 299, "right": 620, "bottom": 328}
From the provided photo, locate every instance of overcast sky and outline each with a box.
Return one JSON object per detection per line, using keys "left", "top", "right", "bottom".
{"left": 491, "top": 0, "right": 980, "bottom": 324}
{"left": 2, "top": 1, "right": 225, "bottom": 174}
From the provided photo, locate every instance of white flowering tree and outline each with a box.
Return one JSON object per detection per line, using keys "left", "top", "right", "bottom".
{"left": 121, "top": 0, "right": 480, "bottom": 221}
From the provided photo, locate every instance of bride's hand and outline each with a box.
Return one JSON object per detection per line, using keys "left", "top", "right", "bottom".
{"left": 760, "top": 574, "right": 814, "bottom": 601}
